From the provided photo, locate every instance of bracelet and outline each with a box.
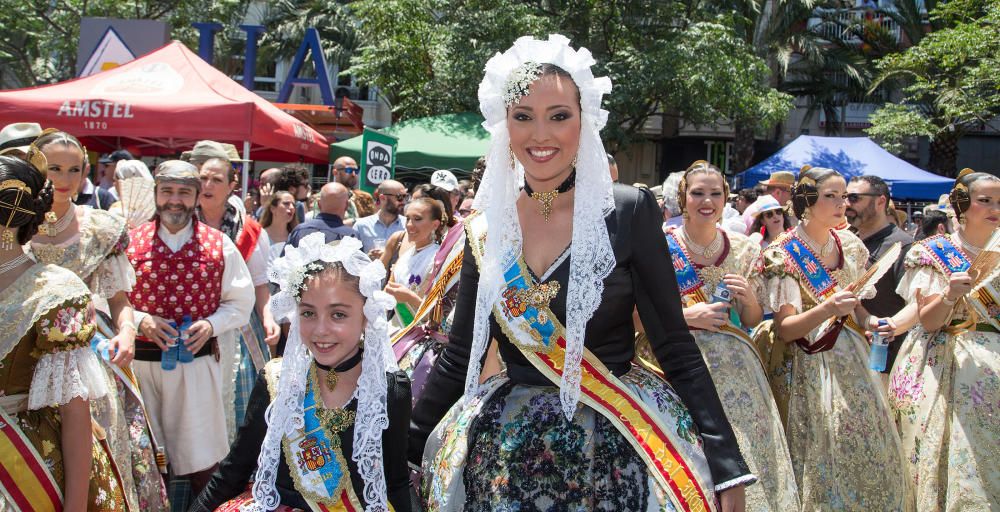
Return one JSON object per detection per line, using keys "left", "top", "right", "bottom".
{"left": 941, "top": 295, "right": 958, "bottom": 306}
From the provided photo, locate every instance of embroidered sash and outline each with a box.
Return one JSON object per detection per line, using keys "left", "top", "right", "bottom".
{"left": 920, "top": 235, "right": 1000, "bottom": 332}
{"left": 775, "top": 233, "right": 863, "bottom": 352}
{"left": 665, "top": 231, "right": 764, "bottom": 368}
{"left": 468, "top": 217, "right": 713, "bottom": 512}
{"left": 391, "top": 230, "right": 465, "bottom": 345}
{"left": 0, "top": 409, "right": 62, "bottom": 511}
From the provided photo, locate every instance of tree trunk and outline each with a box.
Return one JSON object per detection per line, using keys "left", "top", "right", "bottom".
{"left": 732, "top": 119, "right": 756, "bottom": 173}
{"left": 928, "top": 129, "right": 961, "bottom": 177}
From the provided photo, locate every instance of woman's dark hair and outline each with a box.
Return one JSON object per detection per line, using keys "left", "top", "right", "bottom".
{"left": 353, "top": 190, "right": 377, "bottom": 217}
{"left": 260, "top": 191, "right": 300, "bottom": 232}
{"left": 412, "top": 183, "right": 456, "bottom": 227}
{"left": 471, "top": 157, "right": 486, "bottom": 194}
{"left": 919, "top": 210, "right": 950, "bottom": 239}
{"left": 738, "top": 188, "right": 757, "bottom": 204}
{"left": 0, "top": 156, "right": 53, "bottom": 244}
{"left": 406, "top": 196, "right": 447, "bottom": 241}
{"left": 749, "top": 209, "right": 793, "bottom": 239}
{"left": 790, "top": 166, "right": 842, "bottom": 219}
{"left": 33, "top": 130, "right": 86, "bottom": 166}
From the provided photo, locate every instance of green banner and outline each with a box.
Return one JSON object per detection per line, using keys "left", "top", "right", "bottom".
{"left": 360, "top": 128, "right": 398, "bottom": 193}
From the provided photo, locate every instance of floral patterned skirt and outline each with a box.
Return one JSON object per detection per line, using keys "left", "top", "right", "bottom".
{"left": 693, "top": 330, "right": 799, "bottom": 512}
{"left": 12, "top": 406, "right": 127, "bottom": 511}
{"left": 421, "top": 366, "right": 716, "bottom": 511}
{"left": 888, "top": 327, "right": 1000, "bottom": 510}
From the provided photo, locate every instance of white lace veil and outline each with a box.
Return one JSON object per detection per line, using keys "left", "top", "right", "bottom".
{"left": 469, "top": 34, "right": 615, "bottom": 419}
{"left": 245, "top": 233, "right": 398, "bottom": 512}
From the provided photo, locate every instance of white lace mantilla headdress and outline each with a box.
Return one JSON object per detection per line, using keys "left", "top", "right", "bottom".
{"left": 247, "top": 233, "right": 397, "bottom": 512}
{"left": 471, "top": 34, "right": 615, "bottom": 419}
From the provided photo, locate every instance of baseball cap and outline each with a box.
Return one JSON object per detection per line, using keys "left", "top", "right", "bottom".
{"left": 431, "top": 169, "right": 458, "bottom": 192}
{"left": 109, "top": 149, "right": 134, "bottom": 163}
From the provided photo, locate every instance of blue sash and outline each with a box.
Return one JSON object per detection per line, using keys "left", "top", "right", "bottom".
{"left": 282, "top": 376, "right": 352, "bottom": 504}
{"left": 921, "top": 235, "right": 971, "bottom": 275}
{"left": 665, "top": 232, "right": 704, "bottom": 297}
{"left": 780, "top": 235, "right": 836, "bottom": 302}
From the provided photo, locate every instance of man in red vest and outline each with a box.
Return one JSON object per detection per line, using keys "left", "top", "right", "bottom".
{"left": 193, "top": 144, "right": 280, "bottom": 442}
{"left": 127, "top": 160, "right": 253, "bottom": 498}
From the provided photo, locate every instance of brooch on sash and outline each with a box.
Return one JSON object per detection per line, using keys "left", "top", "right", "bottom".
{"left": 503, "top": 281, "right": 561, "bottom": 318}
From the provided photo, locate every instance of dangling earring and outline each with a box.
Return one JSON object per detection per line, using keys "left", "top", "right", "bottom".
{"left": 682, "top": 210, "right": 690, "bottom": 221}
{"left": 801, "top": 208, "right": 810, "bottom": 221}
{"left": 0, "top": 228, "right": 14, "bottom": 251}
{"left": 572, "top": 154, "right": 578, "bottom": 169}
{"left": 509, "top": 146, "right": 517, "bottom": 169}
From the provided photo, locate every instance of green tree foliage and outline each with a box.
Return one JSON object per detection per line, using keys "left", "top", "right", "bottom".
{"left": 866, "top": 0, "right": 1000, "bottom": 176}
{"left": 349, "top": 0, "right": 791, "bottom": 153}
{"left": 0, "top": 0, "right": 249, "bottom": 88}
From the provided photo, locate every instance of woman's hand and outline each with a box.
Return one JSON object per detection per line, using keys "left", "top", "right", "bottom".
{"left": 722, "top": 274, "right": 756, "bottom": 304}
{"left": 824, "top": 290, "right": 858, "bottom": 317}
{"left": 683, "top": 302, "right": 728, "bottom": 332}
{"left": 384, "top": 281, "right": 421, "bottom": 308}
{"left": 109, "top": 324, "right": 136, "bottom": 367}
{"left": 719, "top": 485, "right": 746, "bottom": 512}
{"left": 944, "top": 271, "right": 972, "bottom": 303}
{"left": 866, "top": 316, "right": 896, "bottom": 339}
{"left": 259, "top": 182, "right": 275, "bottom": 207}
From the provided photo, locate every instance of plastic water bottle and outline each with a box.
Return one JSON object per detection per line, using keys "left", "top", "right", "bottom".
{"left": 868, "top": 319, "right": 890, "bottom": 371}
{"left": 161, "top": 338, "right": 178, "bottom": 371}
{"left": 176, "top": 315, "right": 195, "bottom": 363}
{"left": 90, "top": 333, "right": 111, "bottom": 361}
{"left": 710, "top": 281, "right": 743, "bottom": 329}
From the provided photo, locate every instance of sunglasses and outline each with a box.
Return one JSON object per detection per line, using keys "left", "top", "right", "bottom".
{"left": 846, "top": 192, "right": 880, "bottom": 203}
{"left": 385, "top": 193, "right": 407, "bottom": 201}
{"left": 762, "top": 209, "right": 781, "bottom": 219}
{"left": 343, "top": 166, "right": 359, "bottom": 175}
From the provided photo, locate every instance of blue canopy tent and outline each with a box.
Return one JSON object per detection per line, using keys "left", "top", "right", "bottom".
{"left": 735, "top": 136, "right": 952, "bottom": 200}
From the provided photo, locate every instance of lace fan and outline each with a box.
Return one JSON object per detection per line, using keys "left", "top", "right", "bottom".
{"left": 117, "top": 176, "right": 156, "bottom": 230}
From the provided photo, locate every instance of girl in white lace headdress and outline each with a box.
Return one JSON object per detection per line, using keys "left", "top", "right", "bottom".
{"left": 410, "top": 35, "right": 753, "bottom": 511}
{"left": 190, "top": 232, "right": 412, "bottom": 512}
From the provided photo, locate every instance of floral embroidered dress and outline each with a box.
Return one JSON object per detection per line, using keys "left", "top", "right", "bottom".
{"left": 888, "top": 234, "right": 1000, "bottom": 509}
{"left": 0, "top": 263, "right": 126, "bottom": 510}
{"left": 29, "top": 207, "right": 168, "bottom": 511}
{"left": 760, "top": 228, "right": 911, "bottom": 511}
{"left": 667, "top": 228, "right": 800, "bottom": 512}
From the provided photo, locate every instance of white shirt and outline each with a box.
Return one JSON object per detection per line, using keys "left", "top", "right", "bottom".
{"left": 133, "top": 220, "right": 254, "bottom": 335}
{"left": 246, "top": 228, "right": 271, "bottom": 287}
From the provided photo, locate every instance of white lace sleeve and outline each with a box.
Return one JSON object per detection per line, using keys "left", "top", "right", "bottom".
{"left": 89, "top": 252, "right": 137, "bottom": 298}
{"left": 897, "top": 266, "right": 948, "bottom": 303}
{"left": 28, "top": 346, "right": 109, "bottom": 410}
{"left": 765, "top": 275, "right": 803, "bottom": 314}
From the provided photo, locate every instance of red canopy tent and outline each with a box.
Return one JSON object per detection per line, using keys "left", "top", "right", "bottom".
{"left": 0, "top": 40, "right": 329, "bottom": 173}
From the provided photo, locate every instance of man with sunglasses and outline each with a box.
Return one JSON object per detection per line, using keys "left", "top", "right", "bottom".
{"left": 332, "top": 156, "right": 361, "bottom": 222}
{"left": 354, "top": 179, "right": 407, "bottom": 258}
{"left": 846, "top": 175, "right": 915, "bottom": 382}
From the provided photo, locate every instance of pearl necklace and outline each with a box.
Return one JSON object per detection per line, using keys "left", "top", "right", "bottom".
{"left": 0, "top": 253, "right": 30, "bottom": 276}
{"left": 797, "top": 225, "right": 835, "bottom": 258}
{"left": 681, "top": 225, "right": 723, "bottom": 259}
{"left": 954, "top": 232, "right": 982, "bottom": 256}
{"left": 41, "top": 203, "right": 75, "bottom": 238}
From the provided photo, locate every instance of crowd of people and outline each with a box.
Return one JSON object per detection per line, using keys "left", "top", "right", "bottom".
{"left": 0, "top": 34, "right": 996, "bottom": 512}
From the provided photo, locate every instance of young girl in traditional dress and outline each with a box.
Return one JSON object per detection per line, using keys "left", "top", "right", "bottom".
{"left": 889, "top": 169, "right": 1000, "bottom": 509}
{"left": 0, "top": 154, "right": 127, "bottom": 510}
{"left": 191, "top": 233, "right": 412, "bottom": 511}
{"left": 666, "top": 161, "right": 799, "bottom": 511}
{"left": 759, "top": 166, "right": 911, "bottom": 510}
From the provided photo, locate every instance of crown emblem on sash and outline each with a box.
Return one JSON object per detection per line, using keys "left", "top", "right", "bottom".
{"left": 297, "top": 437, "right": 332, "bottom": 472}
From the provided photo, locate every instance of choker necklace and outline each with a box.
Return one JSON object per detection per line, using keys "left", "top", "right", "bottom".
{"left": 681, "top": 225, "right": 723, "bottom": 259}
{"left": 798, "top": 224, "right": 834, "bottom": 258}
{"left": 314, "top": 348, "right": 364, "bottom": 391}
{"left": 523, "top": 169, "right": 576, "bottom": 221}
{"left": 41, "top": 203, "right": 75, "bottom": 238}
{"left": 0, "top": 253, "right": 29, "bottom": 276}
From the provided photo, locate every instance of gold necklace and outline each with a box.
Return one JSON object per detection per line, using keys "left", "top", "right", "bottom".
{"left": 523, "top": 169, "right": 576, "bottom": 222}
{"left": 309, "top": 364, "right": 357, "bottom": 445}
{"left": 41, "top": 203, "right": 75, "bottom": 237}
{"left": 797, "top": 225, "right": 834, "bottom": 258}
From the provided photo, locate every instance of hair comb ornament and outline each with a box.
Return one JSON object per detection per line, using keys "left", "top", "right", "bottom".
{"left": 0, "top": 179, "right": 35, "bottom": 250}
{"left": 502, "top": 61, "right": 543, "bottom": 107}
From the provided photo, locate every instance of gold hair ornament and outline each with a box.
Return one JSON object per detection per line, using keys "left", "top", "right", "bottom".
{"left": 0, "top": 179, "right": 36, "bottom": 250}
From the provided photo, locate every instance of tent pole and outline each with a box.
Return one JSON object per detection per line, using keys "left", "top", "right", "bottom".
{"left": 242, "top": 140, "right": 250, "bottom": 199}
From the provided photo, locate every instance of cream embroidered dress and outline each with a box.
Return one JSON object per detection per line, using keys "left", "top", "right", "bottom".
{"left": 760, "top": 229, "right": 911, "bottom": 511}
{"left": 888, "top": 234, "right": 1000, "bottom": 510}
{"left": 29, "top": 207, "right": 168, "bottom": 511}
{"left": 0, "top": 263, "right": 125, "bottom": 510}
{"left": 670, "top": 228, "right": 800, "bottom": 512}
